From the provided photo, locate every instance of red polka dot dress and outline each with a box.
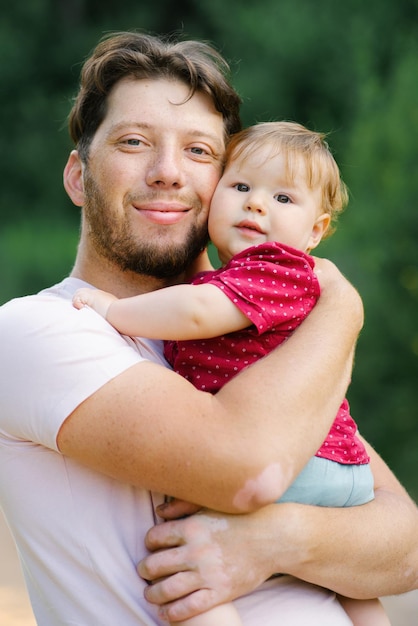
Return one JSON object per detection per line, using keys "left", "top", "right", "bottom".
{"left": 164, "top": 242, "right": 369, "bottom": 465}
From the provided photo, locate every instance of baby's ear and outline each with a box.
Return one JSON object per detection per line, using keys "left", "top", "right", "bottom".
{"left": 308, "top": 213, "right": 331, "bottom": 251}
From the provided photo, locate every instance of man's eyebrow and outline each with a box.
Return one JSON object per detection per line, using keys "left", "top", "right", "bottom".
{"left": 187, "top": 129, "right": 225, "bottom": 152}
{"left": 106, "top": 121, "right": 151, "bottom": 136}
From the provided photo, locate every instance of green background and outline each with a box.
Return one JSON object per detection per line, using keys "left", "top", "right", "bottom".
{"left": 1, "top": 0, "right": 417, "bottom": 498}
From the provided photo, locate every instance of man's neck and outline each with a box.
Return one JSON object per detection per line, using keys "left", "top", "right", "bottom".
{"left": 71, "top": 248, "right": 184, "bottom": 298}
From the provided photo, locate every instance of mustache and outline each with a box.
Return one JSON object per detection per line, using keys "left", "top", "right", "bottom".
{"left": 126, "top": 191, "right": 202, "bottom": 208}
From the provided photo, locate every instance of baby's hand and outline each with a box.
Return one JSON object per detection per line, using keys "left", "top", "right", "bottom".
{"left": 72, "top": 288, "right": 118, "bottom": 319}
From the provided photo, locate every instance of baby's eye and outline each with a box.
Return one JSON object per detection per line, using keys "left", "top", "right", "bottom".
{"left": 235, "top": 183, "right": 250, "bottom": 192}
{"left": 275, "top": 194, "right": 291, "bottom": 204}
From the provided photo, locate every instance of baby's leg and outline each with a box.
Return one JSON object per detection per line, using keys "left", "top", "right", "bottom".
{"left": 170, "top": 602, "right": 242, "bottom": 625}
{"left": 337, "top": 595, "right": 391, "bottom": 626}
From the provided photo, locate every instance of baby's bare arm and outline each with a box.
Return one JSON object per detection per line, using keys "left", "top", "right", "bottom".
{"left": 73, "top": 283, "right": 250, "bottom": 340}
{"left": 73, "top": 287, "right": 118, "bottom": 318}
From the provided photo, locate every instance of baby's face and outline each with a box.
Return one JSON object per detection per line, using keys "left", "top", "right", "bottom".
{"left": 208, "top": 147, "right": 330, "bottom": 265}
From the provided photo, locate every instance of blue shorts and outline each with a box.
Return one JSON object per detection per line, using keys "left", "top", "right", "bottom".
{"left": 277, "top": 456, "right": 374, "bottom": 507}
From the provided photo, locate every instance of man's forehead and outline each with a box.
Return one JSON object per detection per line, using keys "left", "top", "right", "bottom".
{"left": 108, "top": 76, "right": 217, "bottom": 117}
{"left": 103, "top": 78, "right": 225, "bottom": 146}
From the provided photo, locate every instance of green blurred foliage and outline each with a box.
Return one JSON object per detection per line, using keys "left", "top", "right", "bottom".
{"left": 1, "top": 0, "right": 417, "bottom": 497}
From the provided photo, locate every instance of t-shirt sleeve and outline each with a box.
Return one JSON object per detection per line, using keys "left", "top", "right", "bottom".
{"left": 0, "top": 294, "right": 152, "bottom": 451}
{"left": 202, "top": 244, "right": 320, "bottom": 334}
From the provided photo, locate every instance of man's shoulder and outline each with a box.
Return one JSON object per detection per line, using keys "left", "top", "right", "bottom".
{"left": 0, "top": 280, "right": 77, "bottom": 331}
{"left": 0, "top": 278, "right": 166, "bottom": 367}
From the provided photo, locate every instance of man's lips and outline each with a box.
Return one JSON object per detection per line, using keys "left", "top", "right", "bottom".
{"left": 133, "top": 202, "right": 190, "bottom": 225}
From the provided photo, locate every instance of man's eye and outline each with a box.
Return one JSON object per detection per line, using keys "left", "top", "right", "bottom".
{"left": 190, "top": 147, "right": 206, "bottom": 155}
{"left": 126, "top": 138, "right": 142, "bottom": 146}
{"left": 276, "top": 194, "right": 291, "bottom": 203}
{"left": 235, "top": 183, "right": 250, "bottom": 192}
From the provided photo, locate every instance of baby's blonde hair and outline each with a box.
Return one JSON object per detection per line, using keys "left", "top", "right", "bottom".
{"left": 224, "top": 121, "right": 348, "bottom": 238}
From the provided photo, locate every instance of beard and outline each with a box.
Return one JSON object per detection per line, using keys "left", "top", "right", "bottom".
{"left": 83, "top": 170, "right": 210, "bottom": 279}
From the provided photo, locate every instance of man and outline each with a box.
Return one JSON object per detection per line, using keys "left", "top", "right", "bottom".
{"left": 0, "top": 32, "right": 416, "bottom": 626}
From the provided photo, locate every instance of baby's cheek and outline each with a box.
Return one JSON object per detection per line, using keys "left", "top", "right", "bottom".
{"left": 232, "top": 462, "right": 293, "bottom": 512}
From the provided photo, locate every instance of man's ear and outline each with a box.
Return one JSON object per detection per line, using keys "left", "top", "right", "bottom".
{"left": 308, "top": 213, "right": 331, "bottom": 251}
{"left": 63, "top": 150, "right": 85, "bottom": 207}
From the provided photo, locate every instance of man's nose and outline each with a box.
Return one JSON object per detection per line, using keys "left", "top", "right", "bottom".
{"left": 145, "top": 146, "right": 185, "bottom": 188}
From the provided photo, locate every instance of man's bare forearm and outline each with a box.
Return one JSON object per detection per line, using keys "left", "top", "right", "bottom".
{"left": 270, "top": 443, "right": 418, "bottom": 597}
{"left": 279, "top": 493, "right": 417, "bottom": 597}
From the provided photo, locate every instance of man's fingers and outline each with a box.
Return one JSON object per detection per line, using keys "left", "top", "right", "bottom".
{"left": 140, "top": 568, "right": 220, "bottom": 623}
{"left": 156, "top": 499, "right": 202, "bottom": 520}
{"left": 143, "top": 570, "right": 202, "bottom": 605}
{"left": 155, "top": 588, "right": 219, "bottom": 623}
{"left": 144, "top": 513, "right": 210, "bottom": 551}
{"left": 144, "top": 519, "right": 185, "bottom": 551}
{"left": 137, "top": 545, "right": 186, "bottom": 582}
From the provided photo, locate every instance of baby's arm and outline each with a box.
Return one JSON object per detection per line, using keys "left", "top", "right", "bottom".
{"left": 72, "top": 284, "right": 250, "bottom": 340}
{"left": 73, "top": 288, "right": 118, "bottom": 318}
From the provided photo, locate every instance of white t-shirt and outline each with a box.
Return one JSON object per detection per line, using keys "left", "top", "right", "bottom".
{"left": 0, "top": 278, "right": 352, "bottom": 625}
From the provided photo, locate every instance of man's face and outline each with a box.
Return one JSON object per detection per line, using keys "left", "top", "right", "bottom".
{"left": 81, "top": 78, "right": 225, "bottom": 278}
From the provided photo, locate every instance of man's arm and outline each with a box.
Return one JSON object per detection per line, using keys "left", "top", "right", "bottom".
{"left": 275, "top": 438, "right": 418, "bottom": 597}
{"left": 58, "top": 259, "right": 362, "bottom": 513}
{"left": 138, "top": 442, "right": 418, "bottom": 622}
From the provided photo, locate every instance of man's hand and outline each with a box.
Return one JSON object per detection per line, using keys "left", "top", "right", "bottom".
{"left": 137, "top": 507, "right": 281, "bottom": 622}
{"left": 312, "top": 257, "right": 360, "bottom": 308}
